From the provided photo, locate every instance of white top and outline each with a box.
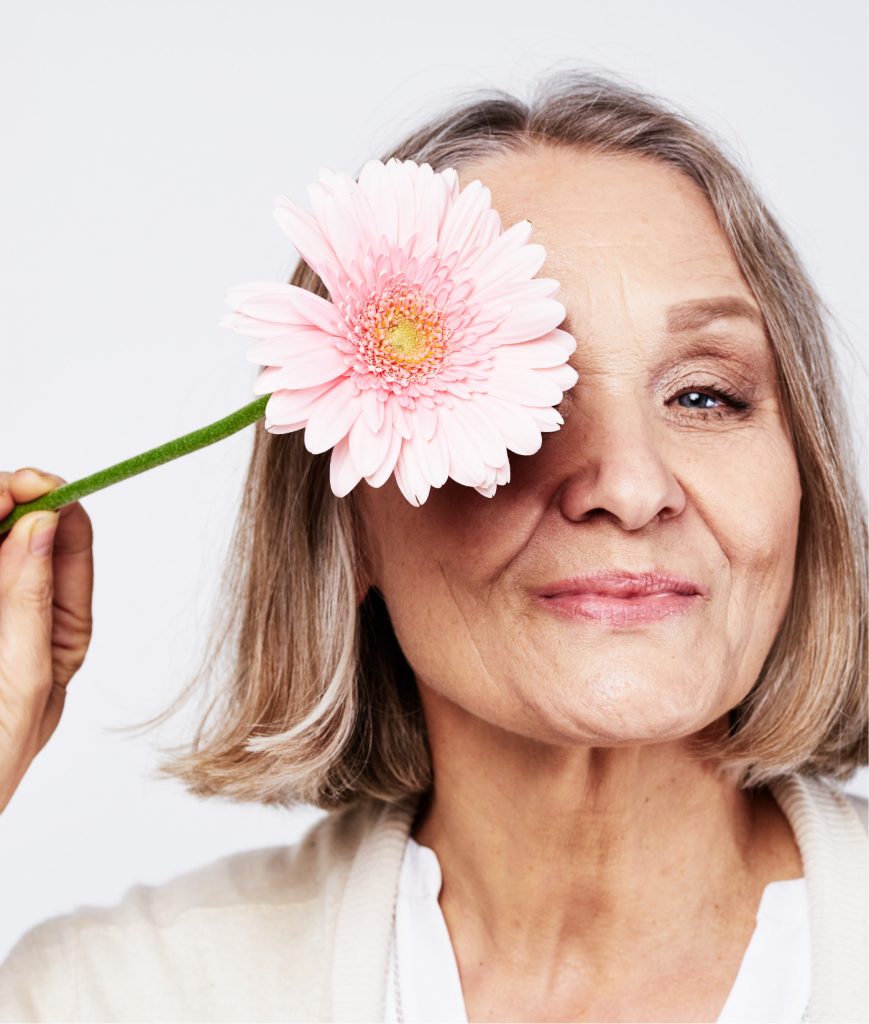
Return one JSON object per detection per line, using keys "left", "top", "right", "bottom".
{"left": 385, "top": 836, "right": 811, "bottom": 1024}
{"left": 0, "top": 776, "right": 862, "bottom": 1022}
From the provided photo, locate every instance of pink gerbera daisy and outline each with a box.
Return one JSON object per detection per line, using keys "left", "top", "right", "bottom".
{"left": 219, "top": 157, "right": 579, "bottom": 506}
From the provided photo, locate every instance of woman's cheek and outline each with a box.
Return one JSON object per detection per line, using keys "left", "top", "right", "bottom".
{"left": 701, "top": 463, "right": 800, "bottom": 638}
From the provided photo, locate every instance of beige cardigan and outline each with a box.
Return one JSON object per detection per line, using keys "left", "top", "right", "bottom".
{"left": 0, "top": 774, "right": 865, "bottom": 1024}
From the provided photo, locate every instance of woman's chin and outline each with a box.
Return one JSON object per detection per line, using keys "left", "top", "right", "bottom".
{"left": 510, "top": 677, "right": 727, "bottom": 748}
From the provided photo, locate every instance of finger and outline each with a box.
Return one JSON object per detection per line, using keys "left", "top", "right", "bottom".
{"left": 1, "top": 469, "right": 93, "bottom": 689}
{"left": 8, "top": 467, "right": 66, "bottom": 504}
{"left": 0, "top": 472, "right": 13, "bottom": 520}
{"left": 14, "top": 471, "right": 96, "bottom": 627}
{"left": 50, "top": 503, "right": 94, "bottom": 666}
{"left": 3, "top": 466, "right": 92, "bottom": 561}
{"left": 0, "top": 510, "right": 58, "bottom": 726}
{"left": 0, "top": 467, "right": 66, "bottom": 533}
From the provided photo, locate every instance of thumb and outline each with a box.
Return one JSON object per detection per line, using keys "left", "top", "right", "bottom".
{"left": 0, "top": 511, "right": 59, "bottom": 699}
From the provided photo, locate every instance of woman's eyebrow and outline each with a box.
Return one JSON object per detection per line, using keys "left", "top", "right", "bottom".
{"left": 558, "top": 294, "right": 774, "bottom": 385}
{"left": 663, "top": 297, "right": 774, "bottom": 376}
{"left": 665, "top": 295, "right": 764, "bottom": 333}
{"left": 560, "top": 296, "right": 765, "bottom": 341}
{"left": 660, "top": 336, "right": 774, "bottom": 378}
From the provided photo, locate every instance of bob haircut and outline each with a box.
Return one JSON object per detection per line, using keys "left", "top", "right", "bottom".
{"left": 125, "top": 68, "right": 868, "bottom": 810}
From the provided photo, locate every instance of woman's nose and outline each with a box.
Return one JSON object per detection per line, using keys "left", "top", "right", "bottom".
{"left": 554, "top": 393, "right": 687, "bottom": 532}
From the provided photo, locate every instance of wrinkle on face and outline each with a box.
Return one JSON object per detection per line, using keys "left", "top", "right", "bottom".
{"left": 433, "top": 554, "right": 505, "bottom": 702}
{"left": 353, "top": 144, "right": 802, "bottom": 752}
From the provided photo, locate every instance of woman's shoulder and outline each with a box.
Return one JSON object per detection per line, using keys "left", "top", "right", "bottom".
{"left": 771, "top": 775, "right": 867, "bottom": 1021}
{"left": 13, "top": 795, "right": 377, "bottom": 932}
{"left": 843, "top": 789, "right": 868, "bottom": 832}
{"left": 772, "top": 772, "right": 868, "bottom": 836}
{"left": 809, "top": 774, "right": 867, "bottom": 834}
{"left": 0, "top": 796, "right": 404, "bottom": 1022}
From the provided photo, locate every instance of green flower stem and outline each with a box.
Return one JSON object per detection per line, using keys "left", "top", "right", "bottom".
{"left": 0, "top": 394, "right": 269, "bottom": 536}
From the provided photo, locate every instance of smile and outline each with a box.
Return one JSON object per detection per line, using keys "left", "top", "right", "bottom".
{"left": 533, "top": 591, "right": 703, "bottom": 626}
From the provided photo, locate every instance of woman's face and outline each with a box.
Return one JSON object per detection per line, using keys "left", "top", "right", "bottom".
{"left": 355, "top": 146, "right": 802, "bottom": 747}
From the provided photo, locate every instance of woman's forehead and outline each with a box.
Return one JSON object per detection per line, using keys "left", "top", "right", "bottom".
{"left": 458, "top": 145, "right": 716, "bottom": 230}
{"left": 458, "top": 147, "right": 756, "bottom": 331}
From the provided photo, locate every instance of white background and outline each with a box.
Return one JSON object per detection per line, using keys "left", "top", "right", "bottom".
{"left": 0, "top": 0, "right": 865, "bottom": 962}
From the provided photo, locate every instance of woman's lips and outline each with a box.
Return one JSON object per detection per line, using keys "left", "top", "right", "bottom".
{"left": 534, "top": 590, "right": 703, "bottom": 625}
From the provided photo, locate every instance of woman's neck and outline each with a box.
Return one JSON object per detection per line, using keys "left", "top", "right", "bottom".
{"left": 411, "top": 687, "right": 803, "bottom": 1017}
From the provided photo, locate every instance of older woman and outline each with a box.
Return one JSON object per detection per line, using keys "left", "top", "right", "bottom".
{"left": 0, "top": 72, "right": 865, "bottom": 1024}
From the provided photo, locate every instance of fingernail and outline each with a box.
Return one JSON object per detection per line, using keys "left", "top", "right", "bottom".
{"left": 29, "top": 513, "right": 58, "bottom": 556}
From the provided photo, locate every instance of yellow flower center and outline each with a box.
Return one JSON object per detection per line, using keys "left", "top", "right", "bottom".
{"left": 385, "top": 319, "right": 423, "bottom": 359}
{"left": 351, "top": 280, "right": 454, "bottom": 385}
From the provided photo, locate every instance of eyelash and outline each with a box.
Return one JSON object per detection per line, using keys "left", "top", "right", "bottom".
{"left": 545, "top": 382, "right": 752, "bottom": 440}
{"left": 669, "top": 383, "right": 752, "bottom": 421}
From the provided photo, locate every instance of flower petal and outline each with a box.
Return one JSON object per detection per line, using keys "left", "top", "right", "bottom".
{"left": 536, "top": 361, "right": 580, "bottom": 392}
{"left": 348, "top": 414, "right": 395, "bottom": 478}
{"left": 254, "top": 365, "right": 294, "bottom": 397}
{"left": 265, "top": 418, "right": 306, "bottom": 434}
{"left": 474, "top": 459, "right": 511, "bottom": 498}
{"left": 429, "top": 426, "right": 452, "bottom": 487}
{"left": 265, "top": 380, "right": 337, "bottom": 424}
{"left": 409, "top": 162, "right": 451, "bottom": 257}
{"left": 495, "top": 336, "right": 578, "bottom": 369}
{"left": 273, "top": 195, "right": 341, "bottom": 288}
{"left": 392, "top": 159, "right": 421, "bottom": 253}
{"left": 225, "top": 281, "right": 343, "bottom": 334}
{"left": 303, "top": 377, "right": 362, "bottom": 454}
{"left": 393, "top": 441, "right": 432, "bottom": 507}
{"left": 392, "top": 403, "right": 412, "bottom": 440}
{"left": 360, "top": 387, "right": 385, "bottom": 433}
{"left": 470, "top": 238, "right": 547, "bottom": 297}
{"left": 487, "top": 361, "right": 567, "bottom": 407}
{"left": 461, "top": 218, "right": 534, "bottom": 287}
{"left": 357, "top": 159, "right": 399, "bottom": 249}
{"left": 542, "top": 326, "right": 580, "bottom": 354}
{"left": 254, "top": 342, "right": 349, "bottom": 389}
{"left": 473, "top": 395, "right": 543, "bottom": 456}
{"left": 412, "top": 401, "right": 439, "bottom": 443}
{"left": 329, "top": 433, "right": 364, "bottom": 498}
{"left": 483, "top": 298, "right": 566, "bottom": 346}
{"left": 438, "top": 178, "right": 492, "bottom": 265}
{"left": 307, "top": 178, "right": 379, "bottom": 284}
{"left": 356, "top": 157, "right": 421, "bottom": 254}
{"left": 533, "top": 406, "right": 565, "bottom": 431}
{"left": 246, "top": 327, "right": 340, "bottom": 367}
{"left": 281, "top": 286, "right": 344, "bottom": 334}
{"left": 448, "top": 399, "right": 509, "bottom": 468}
{"left": 220, "top": 310, "right": 311, "bottom": 340}
{"left": 408, "top": 421, "right": 450, "bottom": 489}
{"left": 438, "top": 409, "right": 490, "bottom": 486}
{"left": 364, "top": 427, "right": 403, "bottom": 488}
{"left": 473, "top": 275, "right": 562, "bottom": 308}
